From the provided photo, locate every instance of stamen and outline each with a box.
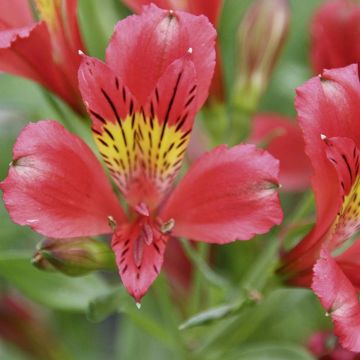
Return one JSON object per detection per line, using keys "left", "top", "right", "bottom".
{"left": 108, "top": 216, "right": 117, "bottom": 230}
{"left": 142, "top": 223, "right": 154, "bottom": 245}
{"left": 160, "top": 218, "right": 175, "bottom": 234}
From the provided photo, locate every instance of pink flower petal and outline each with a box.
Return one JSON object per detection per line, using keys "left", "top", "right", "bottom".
{"left": 312, "top": 248, "right": 360, "bottom": 352}
{"left": 291, "top": 64, "right": 360, "bottom": 253}
{"left": 79, "top": 54, "right": 198, "bottom": 209}
{"left": 161, "top": 144, "right": 283, "bottom": 243}
{"left": 106, "top": 4, "right": 215, "bottom": 108}
{"left": 311, "top": 0, "right": 360, "bottom": 74}
{"left": 1, "top": 121, "right": 125, "bottom": 238}
{"left": 112, "top": 220, "right": 167, "bottom": 302}
{"left": 250, "top": 114, "right": 311, "bottom": 192}
{"left": 0, "top": 0, "right": 34, "bottom": 29}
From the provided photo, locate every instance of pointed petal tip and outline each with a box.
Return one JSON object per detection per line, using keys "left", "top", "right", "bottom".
{"left": 135, "top": 302, "right": 142, "bottom": 309}
{"left": 320, "top": 133, "right": 327, "bottom": 140}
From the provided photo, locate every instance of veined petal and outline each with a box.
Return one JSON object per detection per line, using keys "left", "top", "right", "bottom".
{"left": 106, "top": 4, "right": 215, "bottom": 108}
{"left": 161, "top": 144, "right": 283, "bottom": 243}
{"left": 293, "top": 64, "right": 360, "bottom": 252}
{"left": 79, "top": 54, "right": 197, "bottom": 209}
{"left": 1, "top": 121, "right": 125, "bottom": 238}
{"left": 112, "top": 219, "right": 167, "bottom": 301}
{"left": 312, "top": 248, "right": 360, "bottom": 352}
{"left": 323, "top": 136, "right": 360, "bottom": 248}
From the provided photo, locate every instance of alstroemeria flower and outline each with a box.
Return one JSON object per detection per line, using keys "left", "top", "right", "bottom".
{"left": 121, "top": 0, "right": 225, "bottom": 102}
{"left": 280, "top": 65, "right": 360, "bottom": 351}
{"left": 0, "top": 0, "right": 85, "bottom": 115}
{"left": 311, "top": 0, "right": 360, "bottom": 74}
{"left": 249, "top": 114, "right": 311, "bottom": 192}
{"left": 1, "top": 5, "right": 283, "bottom": 301}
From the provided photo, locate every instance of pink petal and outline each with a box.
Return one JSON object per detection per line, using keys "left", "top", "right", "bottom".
{"left": 106, "top": 4, "right": 215, "bottom": 109}
{"left": 250, "top": 114, "right": 312, "bottom": 192}
{"left": 122, "top": 0, "right": 177, "bottom": 13}
{"left": 161, "top": 144, "right": 283, "bottom": 243}
{"left": 112, "top": 220, "right": 167, "bottom": 302}
{"left": 311, "top": 0, "right": 360, "bottom": 74}
{"left": 294, "top": 64, "right": 360, "bottom": 250}
{"left": 0, "top": 22, "right": 53, "bottom": 85}
{"left": 336, "top": 240, "right": 360, "bottom": 289}
{"left": 312, "top": 248, "right": 360, "bottom": 352}
{"left": 187, "top": 0, "right": 223, "bottom": 26}
{"left": 1, "top": 121, "right": 125, "bottom": 238}
{"left": 0, "top": 21, "right": 83, "bottom": 114}
{"left": 0, "top": 0, "right": 34, "bottom": 29}
{"left": 61, "top": 0, "right": 86, "bottom": 53}
{"left": 79, "top": 54, "right": 198, "bottom": 209}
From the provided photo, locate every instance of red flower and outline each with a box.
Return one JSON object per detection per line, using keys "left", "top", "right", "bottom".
{"left": 249, "top": 114, "right": 311, "bottom": 192}
{"left": 121, "top": 0, "right": 225, "bottom": 102}
{"left": 311, "top": 0, "right": 360, "bottom": 74}
{"left": 0, "top": 0, "right": 85, "bottom": 115}
{"left": 1, "top": 5, "right": 282, "bottom": 302}
{"left": 280, "top": 65, "right": 360, "bottom": 351}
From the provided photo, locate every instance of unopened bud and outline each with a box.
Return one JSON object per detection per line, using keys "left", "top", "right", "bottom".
{"left": 234, "top": 0, "right": 290, "bottom": 112}
{"left": 32, "top": 237, "right": 116, "bottom": 276}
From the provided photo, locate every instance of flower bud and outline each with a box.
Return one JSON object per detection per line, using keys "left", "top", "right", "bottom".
{"left": 32, "top": 237, "right": 116, "bottom": 276}
{"left": 234, "top": 0, "right": 290, "bottom": 112}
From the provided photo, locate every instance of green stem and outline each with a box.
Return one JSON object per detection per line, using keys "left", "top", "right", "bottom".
{"left": 180, "top": 239, "right": 231, "bottom": 290}
{"left": 40, "top": 88, "right": 72, "bottom": 129}
{"left": 286, "top": 191, "right": 314, "bottom": 225}
{"left": 189, "top": 242, "right": 208, "bottom": 314}
{"left": 193, "top": 236, "right": 280, "bottom": 355}
{"left": 154, "top": 275, "right": 189, "bottom": 359}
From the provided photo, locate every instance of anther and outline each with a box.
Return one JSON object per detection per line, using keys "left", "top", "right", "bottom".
{"left": 108, "top": 216, "right": 117, "bottom": 230}
{"left": 160, "top": 218, "right": 175, "bottom": 234}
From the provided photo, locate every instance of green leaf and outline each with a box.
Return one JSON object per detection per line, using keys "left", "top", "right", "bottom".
{"left": 87, "top": 286, "right": 131, "bottom": 322}
{"left": 0, "top": 253, "right": 111, "bottom": 312}
{"left": 224, "top": 342, "right": 315, "bottom": 360}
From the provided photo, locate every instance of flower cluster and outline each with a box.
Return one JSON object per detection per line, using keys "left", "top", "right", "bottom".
{"left": 1, "top": 0, "right": 360, "bottom": 357}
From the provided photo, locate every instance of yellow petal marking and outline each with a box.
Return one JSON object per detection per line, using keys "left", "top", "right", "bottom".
{"left": 331, "top": 175, "right": 360, "bottom": 246}
{"left": 93, "top": 111, "right": 191, "bottom": 209}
